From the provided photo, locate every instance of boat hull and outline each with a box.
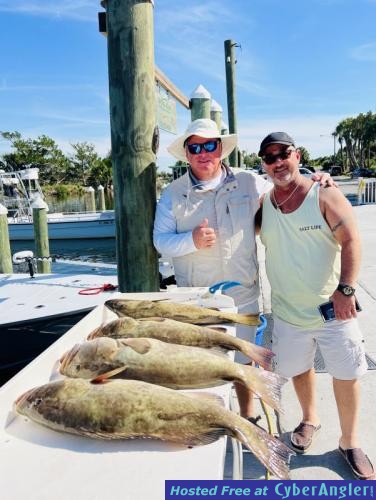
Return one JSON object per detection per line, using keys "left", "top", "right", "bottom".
{"left": 8, "top": 213, "right": 116, "bottom": 240}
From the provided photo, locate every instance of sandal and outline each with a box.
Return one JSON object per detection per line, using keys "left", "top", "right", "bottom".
{"left": 339, "top": 446, "right": 375, "bottom": 480}
{"left": 290, "top": 422, "right": 321, "bottom": 453}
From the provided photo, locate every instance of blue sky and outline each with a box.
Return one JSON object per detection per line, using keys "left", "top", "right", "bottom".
{"left": 0, "top": 0, "right": 375, "bottom": 172}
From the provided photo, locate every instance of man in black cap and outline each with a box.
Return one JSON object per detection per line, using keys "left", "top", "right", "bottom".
{"left": 256, "top": 132, "right": 374, "bottom": 479}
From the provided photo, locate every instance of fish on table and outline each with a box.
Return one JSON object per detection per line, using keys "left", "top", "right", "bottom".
{"left": 104, "top": 299, "right": 260, "bottom": 326}
{"left": 87, "top": 316, "right": 273, "bottom": 370}
{"left": 59, "top": 337, "right": 284, "bottom": 411}
{"left": 14, "top": 378, "right": 294, "bottom": 479}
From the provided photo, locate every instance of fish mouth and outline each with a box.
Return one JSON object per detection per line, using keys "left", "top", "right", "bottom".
{"left": 59, "top": 344, "right": 80, "bottom": 372}
{"left": 87, "top": 327, "right": 100, "bottom": 340}
{"left": 14, "top": 387, "right": 35, "bottom": 409}
{"left": 104, "top": 300, "right": 117, "bottom": 312}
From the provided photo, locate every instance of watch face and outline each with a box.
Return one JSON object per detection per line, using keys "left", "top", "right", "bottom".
{"left": 343, "top": 286, "right": 353, "bottom": 295}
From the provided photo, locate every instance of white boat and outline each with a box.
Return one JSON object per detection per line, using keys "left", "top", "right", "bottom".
{"left": 0, "top": 168, "right": 115, "bottom": 240}
{"left": 0, "top": 289, "right": 242, "bottom": 500}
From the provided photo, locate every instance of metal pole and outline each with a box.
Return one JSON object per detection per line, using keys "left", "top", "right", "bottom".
{"left": 106, "top": 0, "right": 159, "bottom": 292}
{"left": 224, "top": 39, "right": 238, "bottom": 168}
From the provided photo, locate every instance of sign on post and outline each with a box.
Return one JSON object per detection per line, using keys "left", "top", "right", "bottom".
{"left": 156, "top": 88, "right": 177, "bottom": 134}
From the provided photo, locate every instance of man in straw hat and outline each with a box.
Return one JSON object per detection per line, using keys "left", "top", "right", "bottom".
{"left": 153, "top": 118, "right": 330, "bottom": 423}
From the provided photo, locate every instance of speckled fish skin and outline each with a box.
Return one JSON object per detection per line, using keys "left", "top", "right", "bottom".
{"left": 104, "top": 299, "right": 260, "bottom": 326}
{"left": 14, "top": 378, "right": 294, "bottom": 479}
{"left": 87, "top": 316, "right": 273, "bottom": 370}
{"left": 59, "top": 337, "right": 284, "bottom": 411}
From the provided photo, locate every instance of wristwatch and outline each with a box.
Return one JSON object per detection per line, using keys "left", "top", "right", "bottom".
{"left": 337, "top": 283, "right": 356, "bottom": 296}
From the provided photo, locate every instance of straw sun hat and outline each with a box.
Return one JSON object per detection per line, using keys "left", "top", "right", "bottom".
{"left": 167, "top": 119, "right": 237, "bottom": 162}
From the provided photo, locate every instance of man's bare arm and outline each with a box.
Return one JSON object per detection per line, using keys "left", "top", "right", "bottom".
{"left": 319, "top": 187, "right": 361, "bottom": 320}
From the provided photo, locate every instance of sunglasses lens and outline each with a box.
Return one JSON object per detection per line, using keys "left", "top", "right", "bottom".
{"left": 187, "top": 143, "right": 201, "bottom": 154}
{"left": 263, "top": 149, "right": 293, "bottom": 165}
{"left": 263, "top": 154, "right": 276, "bottom": 165}
{"left": 203, "top": 140, "right": 218, "bottom": 152}
{"left": 187, "top": 140, "right": 219, "bottom": 155}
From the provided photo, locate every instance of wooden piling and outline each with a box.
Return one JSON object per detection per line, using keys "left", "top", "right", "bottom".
{"left": 210, "top": 99, "right": 222, "bottom": 132}
{"left": 85, "top": 186, "right": 96, "bottom": 212}
{"left": 190, "top": 85, "right": 211, "bottom": 121}
{"left": 106, "top": 0, "right": 159, "bottom": 292}
{"left": 224, "top": 39, "right": 238, "bottom": 167}
{"left": 97, "top": 185, "right": 106, "bottom": 211}
{"left": 0, "top": 204, "right": 12, "bottom": 274}
{"left": 32, "top": 198, "right": 51, "bottom": 274}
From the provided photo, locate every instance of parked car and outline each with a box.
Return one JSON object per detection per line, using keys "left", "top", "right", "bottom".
{"left": 351, "top": 167, "right": 376, "bottom": 179}
{"left": 329, "top": 166, "right": 342, "bottom": 176}
{"left": 299, "top": 167, "right": 313, "bottom": 177}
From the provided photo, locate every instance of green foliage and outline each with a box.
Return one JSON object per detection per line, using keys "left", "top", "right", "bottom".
{"left": 297, "top": 146, "right": 310, "bottom": 165}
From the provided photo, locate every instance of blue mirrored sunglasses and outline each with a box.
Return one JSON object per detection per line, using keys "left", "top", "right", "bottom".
{"left": 186, "top": 140, "right": 220, "bottom": 155}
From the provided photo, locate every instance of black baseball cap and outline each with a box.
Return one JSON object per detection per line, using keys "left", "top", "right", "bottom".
{"left": 258, "top": 132, "right": 295, "bottom": 157}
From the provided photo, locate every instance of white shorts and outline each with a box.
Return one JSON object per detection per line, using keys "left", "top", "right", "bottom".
{"left": 272, "top": 316, "right": 367, "bottom": 380}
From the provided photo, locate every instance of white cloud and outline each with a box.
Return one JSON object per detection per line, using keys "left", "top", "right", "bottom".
{"left": 0, "top": 1, "right": 96, "bottom": 21}
{"left": 349, "top": 42, "right": 376, "bottom": 62}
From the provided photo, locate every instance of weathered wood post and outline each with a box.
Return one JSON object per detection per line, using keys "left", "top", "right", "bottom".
{"left": 0, "top": 204, "right": 12, "bottom": 274}
{"left": 190, "top": 85, "right": 211, "bottom": 121}
{"left": 32, "top": 198, "right": 51, "bottom": 274}
{"left": 224, "top": 39, "right": 238, "bottom": 168}
{"left": 97, "top": 184, "right": 106, "bottom": 211}
{"left": 85, "top": 186, "right": 96, "bottom": 212}
{"left": 221, "top": 120, "right": 229, "bottom": 135}
{"left": 106, "top": 0, "right": 159, "bottom": 292}
{"left": 210, "top": 99, "right": 222, "bottom": 132}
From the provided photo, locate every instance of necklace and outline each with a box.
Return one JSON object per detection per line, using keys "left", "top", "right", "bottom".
{"left": 272, "top": 183, "right": 300, "bottom": 209}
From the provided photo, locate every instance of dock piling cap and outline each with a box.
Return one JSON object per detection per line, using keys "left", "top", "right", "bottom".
{"left": 31, "top": 196, "right": 49, "bottom": 211}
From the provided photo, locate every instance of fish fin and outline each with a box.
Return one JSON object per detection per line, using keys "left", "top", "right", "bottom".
{"left": 185, "top": 392, "right": 225, "bottom": 408}
{"left": 118, "top": 338, "right": 151, "bottom": 354}
{"left": 240, "top": 365, "right": 286, "bottom": 412}
{"left": 90, "top": 366, "right": 128, "bottom": 383}
{"left": 234, "top": 421, "right": 294, "bottom": 479}
{"left": 139, "top": 317, "right": 166, "bottom": 322}
{"left": 185, "top": 429, "right": 227, "bottom": 447}
{"left": 207, "top": 326, "right": 228, "bottom": 332}
{"left": 222, "top": 312, "right": 260, "bottom": 326}
{"left": 236, "top": 340, "right": 274, "bottom": 371}
{"left": 206, "top": 346, "right": 230, "bottom": 357}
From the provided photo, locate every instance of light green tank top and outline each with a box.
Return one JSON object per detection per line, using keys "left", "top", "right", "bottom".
{"left": 260, "top": 183, "right": 341, "bottom": 328}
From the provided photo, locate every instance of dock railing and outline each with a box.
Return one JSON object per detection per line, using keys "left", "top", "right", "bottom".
{"left": 358, "top": 178, "right": 376, "bottom": 204}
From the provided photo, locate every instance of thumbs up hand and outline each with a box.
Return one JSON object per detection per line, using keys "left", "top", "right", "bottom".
{"left": 192, "top": 218, "right": 216, "bottom": 249}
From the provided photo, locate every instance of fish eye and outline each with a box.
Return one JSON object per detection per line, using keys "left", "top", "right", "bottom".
{"left": 75, "top": 365, "right": 81, "bottom": 371}
{"left": 33, "top": 398, "right": 43, "bottom": 407}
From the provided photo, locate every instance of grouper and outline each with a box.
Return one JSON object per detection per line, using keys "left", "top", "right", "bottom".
{"left": 59, "top": 337, "right": 284, "bottom": 411}
{"left": 87, "top": 316, "right": 273, "bottom": 370}
{"left": 14, "top": 378, "right": 294, "bottom": 479}
{"left": 104, "top": 299, "right": 260, "bottom": 326}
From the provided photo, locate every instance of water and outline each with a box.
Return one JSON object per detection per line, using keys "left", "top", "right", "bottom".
{"left": 10, "top": 238, "right": 117, "bottom": 265}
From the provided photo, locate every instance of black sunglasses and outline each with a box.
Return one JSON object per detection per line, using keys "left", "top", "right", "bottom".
{"left": 262, "top": 148, "right": 295, "bottom": 165}
{"left": 186, "top": 140, "right": 220, "bottom": 155}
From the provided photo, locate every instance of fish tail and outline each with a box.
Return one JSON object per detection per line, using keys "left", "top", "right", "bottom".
{"left": 236, "top": 340, "right": 274, "bottom": 370}
{"left": 223, "top": 312, "right": 260, "bottom": 326}
{"left": 239, "top": 365, "right": 286, "bottom": 412}
{"left": 234, "top": 418, "right": 294, "bottom": 479}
